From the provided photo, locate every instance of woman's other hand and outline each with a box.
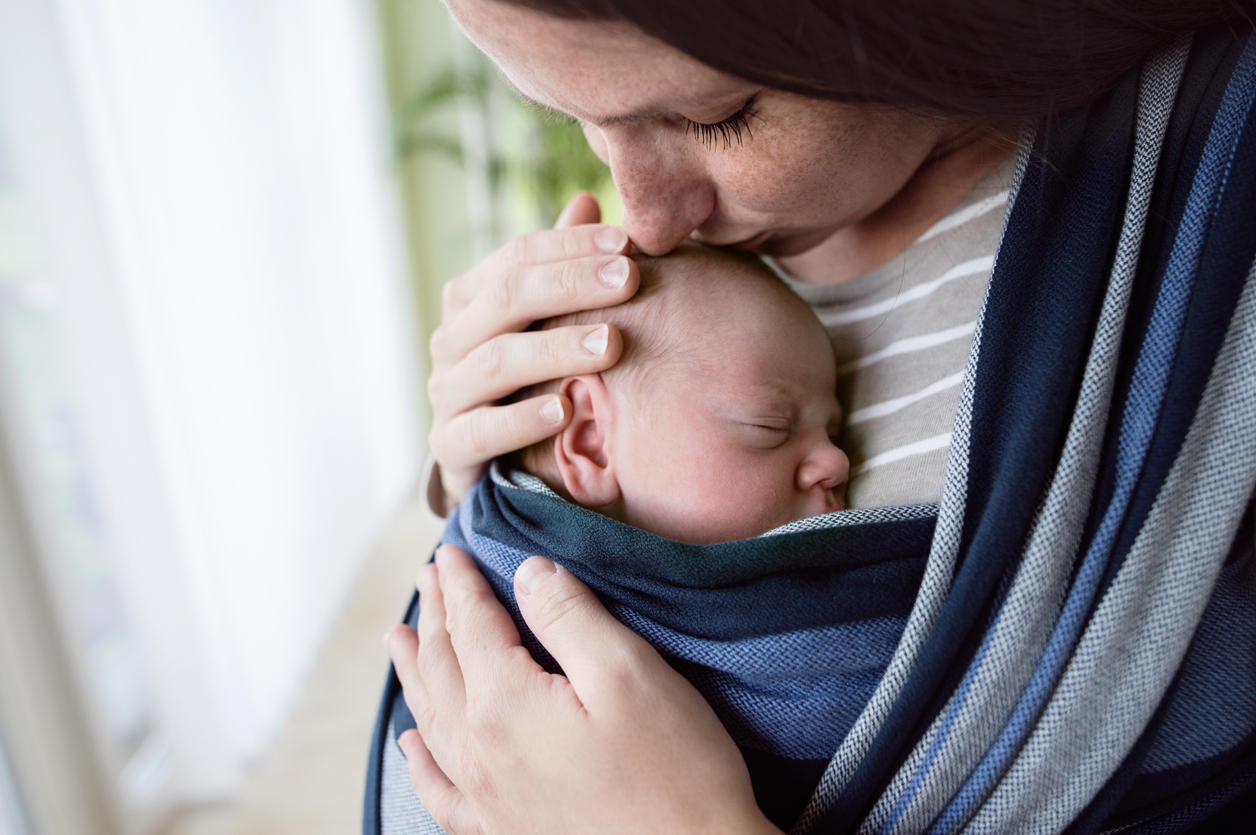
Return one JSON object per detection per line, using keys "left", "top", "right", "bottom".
{"left": 385, "top": 545, "right": 781, "bottom": 835}
{"left": 427, "top": 193, "right": 637, "bottom": 514}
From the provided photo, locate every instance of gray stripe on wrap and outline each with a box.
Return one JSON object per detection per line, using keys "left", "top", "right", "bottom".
{"left": 792, "top": 132, "right": 1033, "bottom": 834}
{"left": 865, "top": 42, "right": 1188, "bottom": 835}
{"left": 965, "top": 260, "right": 1256, "bottom": 833}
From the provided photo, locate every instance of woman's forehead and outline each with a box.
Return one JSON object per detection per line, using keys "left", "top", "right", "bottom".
{"left": 446, "top": 0, "right": 749, "bottom": 123}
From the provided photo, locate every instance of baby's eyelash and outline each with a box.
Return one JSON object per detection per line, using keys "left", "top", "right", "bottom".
{"left": 685, "top": 96, "right": 759, "bottom": 150}
{"left": 748, "top": 422, "right": 791, "bottom": 448}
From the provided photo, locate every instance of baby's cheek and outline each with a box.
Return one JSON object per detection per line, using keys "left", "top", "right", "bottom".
{"left": 623, "top": 428, "right": 793, "bottom": 541}
{"left": 680, "top": 460, "right": 794, "bottom": 537}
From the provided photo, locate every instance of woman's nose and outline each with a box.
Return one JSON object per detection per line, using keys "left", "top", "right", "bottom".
{"left": 601, "top": 133, "right": 713, "bottom": 255}
{"left": 797, "top": 440, "right": 850, "bottom": 493}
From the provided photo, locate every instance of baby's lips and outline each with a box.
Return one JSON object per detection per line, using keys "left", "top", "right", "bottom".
{"left": 830, "top": 483, "right": 848, "bottom": 513}
{"left": 802, "top": 487, "right": 843, "bottom": 518}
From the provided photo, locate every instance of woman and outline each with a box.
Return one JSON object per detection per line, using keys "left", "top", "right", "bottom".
{"left": 370, "top": 1, "right": 1256, "bottom": 832}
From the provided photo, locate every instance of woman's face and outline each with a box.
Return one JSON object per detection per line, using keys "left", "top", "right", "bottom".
{"left": 447, "top": 0, "right": 950, "bottom": 258}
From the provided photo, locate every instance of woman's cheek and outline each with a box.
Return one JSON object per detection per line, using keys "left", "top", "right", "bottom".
{"left": 718, "top": 127, "right": 821, "bottom": 216}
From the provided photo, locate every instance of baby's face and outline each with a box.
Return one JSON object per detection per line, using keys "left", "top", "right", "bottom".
{"left": 606, "top": 279, "right": 848, "bottom": 544}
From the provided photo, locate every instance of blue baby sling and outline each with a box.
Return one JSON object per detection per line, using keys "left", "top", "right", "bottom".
{"left": 365, "top": 27, "right": 1256, "bottom": 834}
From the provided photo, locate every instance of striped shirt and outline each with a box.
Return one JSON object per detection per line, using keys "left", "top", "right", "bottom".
{"left": 777, "top": 155, "right": 1015, "bottom": 508}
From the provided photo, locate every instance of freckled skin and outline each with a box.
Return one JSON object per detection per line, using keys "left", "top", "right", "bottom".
{"left": 446, "top": 0, "right": 1014, "bottom": 280}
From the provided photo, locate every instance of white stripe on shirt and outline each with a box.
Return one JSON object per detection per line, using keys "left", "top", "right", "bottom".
{"left": 825, "top": 256, "right": 994, "bottom": 326}
{"left": 838, "top": 321, "right": 977, "bottom": 374}
{"left": 846, "top": 372, "right": 965, "bottom": 425}
{"left": 854, "top": 432, "right": 953, "bottom": 475}
{"left": 915, "top": 190, "right": 1009, "bottom": 244}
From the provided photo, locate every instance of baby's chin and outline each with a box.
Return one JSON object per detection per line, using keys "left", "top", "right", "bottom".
{"left": 635, "top": 514, "right": 786, "bottom": 546}
{"left": 668, "top": 509, "right": 841, "bottom": 545}
{"left": 614, "top": 491, "right": 847, "bottom": 545}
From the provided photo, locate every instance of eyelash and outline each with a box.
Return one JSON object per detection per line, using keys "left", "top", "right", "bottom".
{"left": 685, "top": 96, "right": 759, "bottom": 150}
{"left": 750, "top": 422, "right": 791, "bottom": 448}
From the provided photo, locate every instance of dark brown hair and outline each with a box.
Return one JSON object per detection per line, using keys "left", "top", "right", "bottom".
{"left": 504, "top": 0, "right": 1252, "bottom": 117}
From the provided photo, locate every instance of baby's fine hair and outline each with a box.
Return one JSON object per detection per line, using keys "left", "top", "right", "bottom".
{"left": 505, "top": 243, "right": 797, "bottom": 477}
{"left": 522, "top": 243, "right": 790, "bottom": 394}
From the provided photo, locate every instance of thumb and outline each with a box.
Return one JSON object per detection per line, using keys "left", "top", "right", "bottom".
{"left": 554, "top": 191, "right": 601, "bottom": 228}
{"left": 513, "top": 556, "right": 652, "bottom": 697}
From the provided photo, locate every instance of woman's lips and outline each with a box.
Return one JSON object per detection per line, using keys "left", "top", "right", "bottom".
{"left": 732, "top": 231, "right": 772, "bottom": 250}
{"left": 693, "top": 227, "right": 826, "bottom": 257}
{"left": 694, "top": 230, "right": 773, "bottom": 250}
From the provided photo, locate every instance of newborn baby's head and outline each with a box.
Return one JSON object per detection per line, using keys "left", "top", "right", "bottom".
{"left": 514, "top": 243, "right": 848, "bottom": 544}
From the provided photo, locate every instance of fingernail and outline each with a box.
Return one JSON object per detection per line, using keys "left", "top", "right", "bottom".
{"left": 539, "top": 396, "right": 565, "bottom": 425}
{"left": 598, "top": 257, "right": 629, "bottom": 288}
{"left": 516, "top": 556, "right": 558, "bottom": 595}
{"left": 383, "top": 631, "right": 393, "bottom": 651}
{"left": 595, "top": 226, "right": 627, "bottom": 252}
{"left": 581, "top": 324, "right": 609, "bottom": 355}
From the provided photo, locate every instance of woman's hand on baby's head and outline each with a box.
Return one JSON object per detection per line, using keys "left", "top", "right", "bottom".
{"left": 427, "top": 192, "right": 637, "bottom": 512}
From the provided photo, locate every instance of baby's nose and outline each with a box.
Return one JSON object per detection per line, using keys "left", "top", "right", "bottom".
{"left": 798, "top": 441, "right": 850, "bottom": 492}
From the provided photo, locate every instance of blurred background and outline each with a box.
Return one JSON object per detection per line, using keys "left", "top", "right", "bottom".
{"left": 0, "top": 0, "right": 616, "bottom": 832}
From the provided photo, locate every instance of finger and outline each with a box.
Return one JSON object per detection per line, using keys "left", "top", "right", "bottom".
{"left": 555, "top": 191, "right": 601, "bottom": 228}
{"left": 458, "top": 225, "right": 630, "bottom": 302}
{"left": 398, "top": 730, "right": 482, "bottom": 835}
{"left": 386, "top": 624, "right": 433, "bottom": 734}
{"left": 415, "top": 562, "right": 468, "bottom": 730}
{"left": 439, "top": 254, "right": 638, "bottom": 362}
{"left": 430, "top": 323, "right": 624, "bottom": 416}
{"left": 433, "top": 545, "right": 530, "bottom": 695}
{"left": 438, "top": 224, "right": 628, "bottom": 317}
{"left": 513, "top": 556, "right": 666, "bottom": 701}
{"left": 429, "top": 393, "right": 572, "bottom": 472}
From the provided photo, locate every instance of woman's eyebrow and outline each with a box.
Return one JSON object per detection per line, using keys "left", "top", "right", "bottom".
{"left": 506, "top": 81, "right": 660, "bottom": 127}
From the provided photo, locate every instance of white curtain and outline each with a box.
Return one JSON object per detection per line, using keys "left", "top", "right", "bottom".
{"left": 0, "top": 0, "right": 420, "bottom": 823}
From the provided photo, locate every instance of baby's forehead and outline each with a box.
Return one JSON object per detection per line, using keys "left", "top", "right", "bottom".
{"left": 614, "top": 251, "right": 820, "bottom": 383}
{"left": 638, "top": 252, "right": 808, "bottom": 336}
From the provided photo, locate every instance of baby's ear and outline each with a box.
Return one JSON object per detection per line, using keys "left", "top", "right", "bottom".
{"left": 552, "top": 375, "right": 620, "bottom": 508}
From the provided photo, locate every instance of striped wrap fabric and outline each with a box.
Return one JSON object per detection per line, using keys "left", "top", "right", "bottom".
{"left": 364, "top": 26, "right": 1256, "bottom": 834}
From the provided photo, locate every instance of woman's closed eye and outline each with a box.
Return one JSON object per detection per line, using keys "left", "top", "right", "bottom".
{"left": 685, "top": 95, "right": 760, "bottom": 150}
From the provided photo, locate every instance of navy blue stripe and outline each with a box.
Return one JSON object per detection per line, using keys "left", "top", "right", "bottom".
{"left": 1100, "top": 726, "right": 1256, "bottom": 833}
{"left": 817, "top": 66, "right": 1144, "bottom": 835}
{"left": 1096, "top": 32, "right": 1255, "bottom": 597}
{"left": 929, "top": 35, "right": 1256, "bottom": 832}
{"left": 1080, "top": 28, "right": 1239, "bottom": 553}
{"left": 483, "top": 483, "right": 934, "bottom": 638}
{"left": 1067, "top": 510, "right": 1256, "bottom": 833}
{"left": 363, "top": 588, "right": 422, "bottom": 835}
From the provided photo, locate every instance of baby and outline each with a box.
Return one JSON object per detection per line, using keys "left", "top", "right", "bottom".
{"left": 387, "top": 244, "right": 857, "bottom": 834}
{"left": 507, "top": 242, "right": 849, "bottom": 544}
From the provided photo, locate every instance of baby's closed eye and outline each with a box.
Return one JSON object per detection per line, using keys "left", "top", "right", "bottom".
{"left": 736, "top": 420, "right": 791, "bottom": 449}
